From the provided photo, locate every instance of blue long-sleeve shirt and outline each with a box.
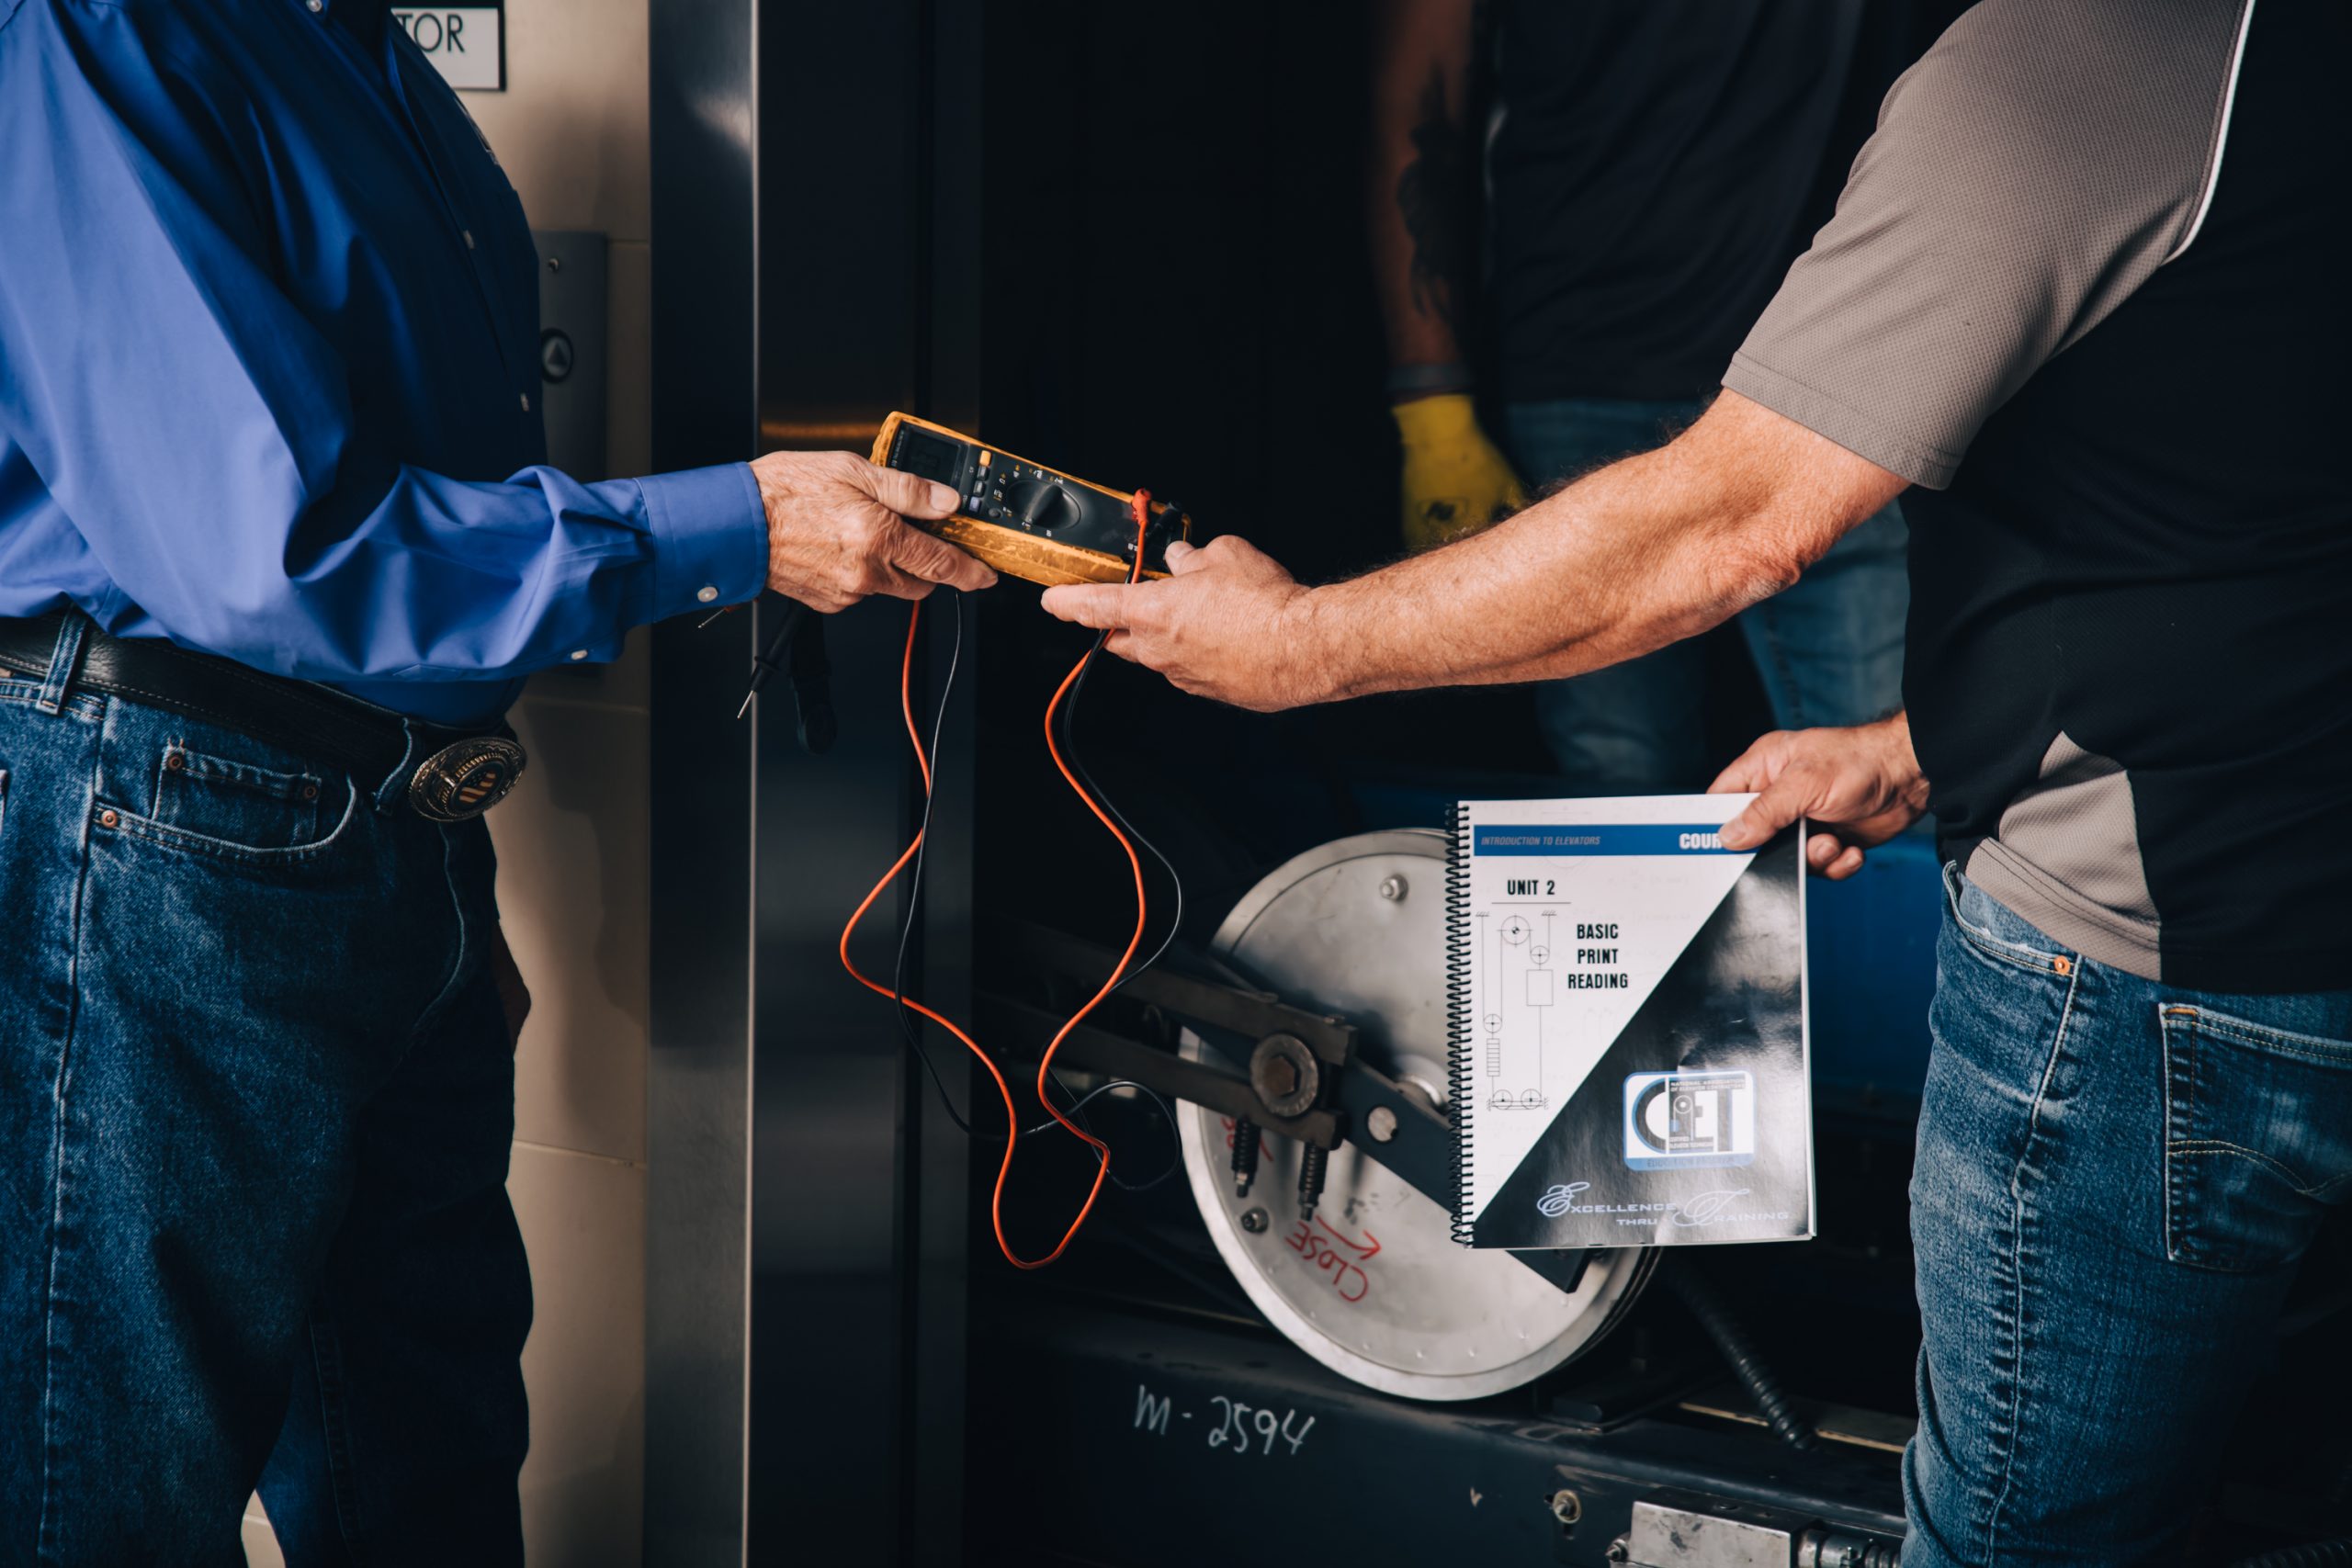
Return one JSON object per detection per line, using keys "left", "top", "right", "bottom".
{"left": 0, "top": 0, "right": 768, "bottom": 723}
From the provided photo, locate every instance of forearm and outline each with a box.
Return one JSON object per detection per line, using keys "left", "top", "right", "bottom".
{"left": 1036, "top": 393, "right": 1907, "bottom": 716}
{"left": 1295, "top": 449, "right": 1773, "bottom": 698}
{"left": 1368, "top": 0, "right": 1480, "bottom": 375}
{"left": 1289, "top": 394, "right": 1904, "bottom": 701}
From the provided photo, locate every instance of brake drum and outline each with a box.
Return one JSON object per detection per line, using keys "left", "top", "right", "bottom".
{"left": 1179, "top": 830, "right": 1654, "bottom": 1402}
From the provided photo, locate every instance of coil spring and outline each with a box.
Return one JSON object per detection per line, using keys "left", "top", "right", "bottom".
{"left": 1798, "top": 1530, "right": 1902, "bottom": 1568}
{"left": 1446, "top": 801, "right": 1476, "bottom": 1246}
{"left": 1230, "top": 1118, "right": 1262, "bottom": 1198}
{"left": 1668, "top": 1261, "right": 1816, "bottom": 1451}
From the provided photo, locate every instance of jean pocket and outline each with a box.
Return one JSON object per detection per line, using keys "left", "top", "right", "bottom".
{"left": 1940, "top": 862, "right": 2075, "bottom": 978}
{"left": 150, "top": 741, "right": 327, "bottom": 850}
{"left": 2161, "top": 1004, "right": 2352, "bottom": 1273}
{"left": 100, "top": 750, "right": 358, "bottom": 870}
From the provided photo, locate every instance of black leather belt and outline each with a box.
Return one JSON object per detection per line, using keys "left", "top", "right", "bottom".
{"left": 0, "top": 613, "right": 526, "bottom": 821}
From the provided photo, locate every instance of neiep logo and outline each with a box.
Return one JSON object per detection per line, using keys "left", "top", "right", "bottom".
{"left": 1622, "top": 1069, "right": 1757, "bottom": 1170}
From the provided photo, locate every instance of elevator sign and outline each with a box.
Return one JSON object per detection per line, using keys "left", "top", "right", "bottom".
{"left": 393, "top": 4, "right": 505, "bottom": 91}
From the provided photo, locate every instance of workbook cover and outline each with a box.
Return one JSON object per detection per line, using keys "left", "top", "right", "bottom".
{"left": 1446, "top": 796, "right": 1813, "bottom": 1250}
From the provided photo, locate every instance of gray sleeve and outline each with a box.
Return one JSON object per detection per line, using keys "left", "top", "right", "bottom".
{"left": 1723, "top": 0, "right": 2254, "bottom": 488}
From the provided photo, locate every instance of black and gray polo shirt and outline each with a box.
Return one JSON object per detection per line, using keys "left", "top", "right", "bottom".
{"left": 1724, "top": 0, "right": 2348, "bottom": 994}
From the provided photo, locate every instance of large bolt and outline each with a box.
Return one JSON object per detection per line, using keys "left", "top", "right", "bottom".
{"left": 1239, "top": 1206, "right": 1269, "bottom": 1234}
{"left": 1250, "top": 1034, "right": 1319, "bottom": 1119}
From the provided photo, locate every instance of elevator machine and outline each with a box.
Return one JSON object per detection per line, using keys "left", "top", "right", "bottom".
{"left": 646, "top": 5, "right": 2352, "bottom": 1563}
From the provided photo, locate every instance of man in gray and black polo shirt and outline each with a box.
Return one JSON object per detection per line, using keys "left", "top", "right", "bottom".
{"left": 1046, "top": 1, "right": 2348, "bottom": 1558}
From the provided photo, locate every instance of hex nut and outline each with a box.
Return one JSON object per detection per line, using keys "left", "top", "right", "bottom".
{"left": 1250, "top": 1034, "right": 1319, "bottom": 1119}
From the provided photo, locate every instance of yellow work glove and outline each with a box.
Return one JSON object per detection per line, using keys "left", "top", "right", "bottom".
{"left": 1394, "top": 392, "right": 1527, "bottom": 554}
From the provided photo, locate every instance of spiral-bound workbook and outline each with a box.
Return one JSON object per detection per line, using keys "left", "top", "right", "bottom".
{"left": 1446, "top": 795, "right": 1815, "bottom": 1250}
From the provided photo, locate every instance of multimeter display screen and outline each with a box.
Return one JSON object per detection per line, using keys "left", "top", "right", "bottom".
{"left": 895, "top": 428, "right": 966, "bottom": 484}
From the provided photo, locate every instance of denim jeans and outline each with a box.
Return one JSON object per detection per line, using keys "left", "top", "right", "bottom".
{"left": 1908, "top": 869, "right": 2352, "bottom": 1564}
{"left": 0, "top": 620, "right": 528, "bottom": 1565}
{"left": 1503, "top": 397, "right": 1909, "bottom": 791}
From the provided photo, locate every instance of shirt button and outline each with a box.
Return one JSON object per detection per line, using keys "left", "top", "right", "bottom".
{"left": 520, "top": 393, "right": 532, "bottom": 412}
{"left": 570, "top": 649, "right": 589, "bottom": 661}
{"left": 696, "top": 585, "right": 719, "bottom": 604}
{"left": 306, "top": 0, "right": 322, "bottom": 10}
{"left": 464, "top": 230, "right": 476, "bottom": 250}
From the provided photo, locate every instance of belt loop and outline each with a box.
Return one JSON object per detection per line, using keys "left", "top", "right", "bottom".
{"left": 373, "top": 719, "right": 425, "bottom": 815}
{"left": 35, "top": 613, "right": 90, "bottom": 716}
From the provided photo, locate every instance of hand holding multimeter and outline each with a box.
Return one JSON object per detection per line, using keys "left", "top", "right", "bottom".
{"left": 736, "top": 416, "right": 1194, "bottom": 728}
{"left": 748, "top": 446, "right": 996, "bottom": 614}
{"left": 872, "top": 412, "right": 1192, "bottom": 587}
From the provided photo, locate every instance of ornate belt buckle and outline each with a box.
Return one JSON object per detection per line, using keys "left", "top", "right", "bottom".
{"left": 409, "top": 736, "right": 528, "bottom": 822}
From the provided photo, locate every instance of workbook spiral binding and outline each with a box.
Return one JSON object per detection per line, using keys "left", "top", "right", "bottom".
{"left": 1444, "top": 801, "right": 1476, "bottom": 1246}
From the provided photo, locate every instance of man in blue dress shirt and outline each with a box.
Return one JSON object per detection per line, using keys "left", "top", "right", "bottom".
{"left": 0, "top": 0, "right": 991, "bottom": 1558}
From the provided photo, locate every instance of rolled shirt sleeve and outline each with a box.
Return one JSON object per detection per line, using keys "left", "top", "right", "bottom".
{"left": 1722, "top": 0, "right": 2253, "bottom": 489}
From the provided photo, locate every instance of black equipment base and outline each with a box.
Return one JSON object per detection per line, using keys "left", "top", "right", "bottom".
{"left": 967, "top": 1293, "right": 1906, "bottom": 1564}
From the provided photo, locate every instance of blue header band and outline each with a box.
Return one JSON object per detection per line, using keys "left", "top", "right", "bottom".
{"left": 1473, "top": 824, "right": 1741, "bottom": 856}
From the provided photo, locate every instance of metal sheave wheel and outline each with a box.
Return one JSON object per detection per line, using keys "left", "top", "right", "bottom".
{"left": 1179, "top": 830, "right": 1655, "bottom": 1402}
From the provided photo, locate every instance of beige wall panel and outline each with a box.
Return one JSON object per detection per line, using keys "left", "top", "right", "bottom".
{"left": 462, "top": 0, "right": 653, "bottom": 243}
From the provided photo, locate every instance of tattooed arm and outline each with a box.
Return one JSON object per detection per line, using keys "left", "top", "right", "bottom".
{"left": 1368, "top": 0, "right": 1482, "bottom": 375}
{"left": 1369, "top": 0, "right": 1524, "bottom": 550}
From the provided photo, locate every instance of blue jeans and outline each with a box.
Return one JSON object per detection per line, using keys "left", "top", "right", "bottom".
{"left": 0, "top": 624, "right": 528, "bottom": 1564}
{"left": 1909, "top": 870, "right": 2352, "bottom": 1564}
{"left": 1504, "top": 397, "right": 1909, "bottom": 791}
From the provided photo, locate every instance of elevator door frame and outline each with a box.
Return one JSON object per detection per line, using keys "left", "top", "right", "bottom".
{"left": 647, "top": 0, "right": 982, "bottom": 1560}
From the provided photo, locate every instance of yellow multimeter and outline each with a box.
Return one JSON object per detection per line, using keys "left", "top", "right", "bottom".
{"left": 872, "top": 412, "right": 1192, "bottom": 588}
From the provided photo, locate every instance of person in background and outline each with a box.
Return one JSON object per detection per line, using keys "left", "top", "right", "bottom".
{"left": 0, "top": 0, "right": 991, "bottom": 1558}
{"left": 1368, "top": 0, "right": 1913, "bottom": 793}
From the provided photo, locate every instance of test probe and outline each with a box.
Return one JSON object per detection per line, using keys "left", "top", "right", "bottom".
{"left": 822, "top": 419, "right": 1189, "bottom": 1269}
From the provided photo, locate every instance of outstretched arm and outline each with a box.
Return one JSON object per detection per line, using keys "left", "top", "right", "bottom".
{"left": 1042, "top": 391, "right": 1907, "bottom": 711}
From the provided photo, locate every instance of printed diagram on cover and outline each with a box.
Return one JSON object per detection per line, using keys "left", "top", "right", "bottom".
{"left": 1475, "top": 906, "right": 1602, "bottom": 1110}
